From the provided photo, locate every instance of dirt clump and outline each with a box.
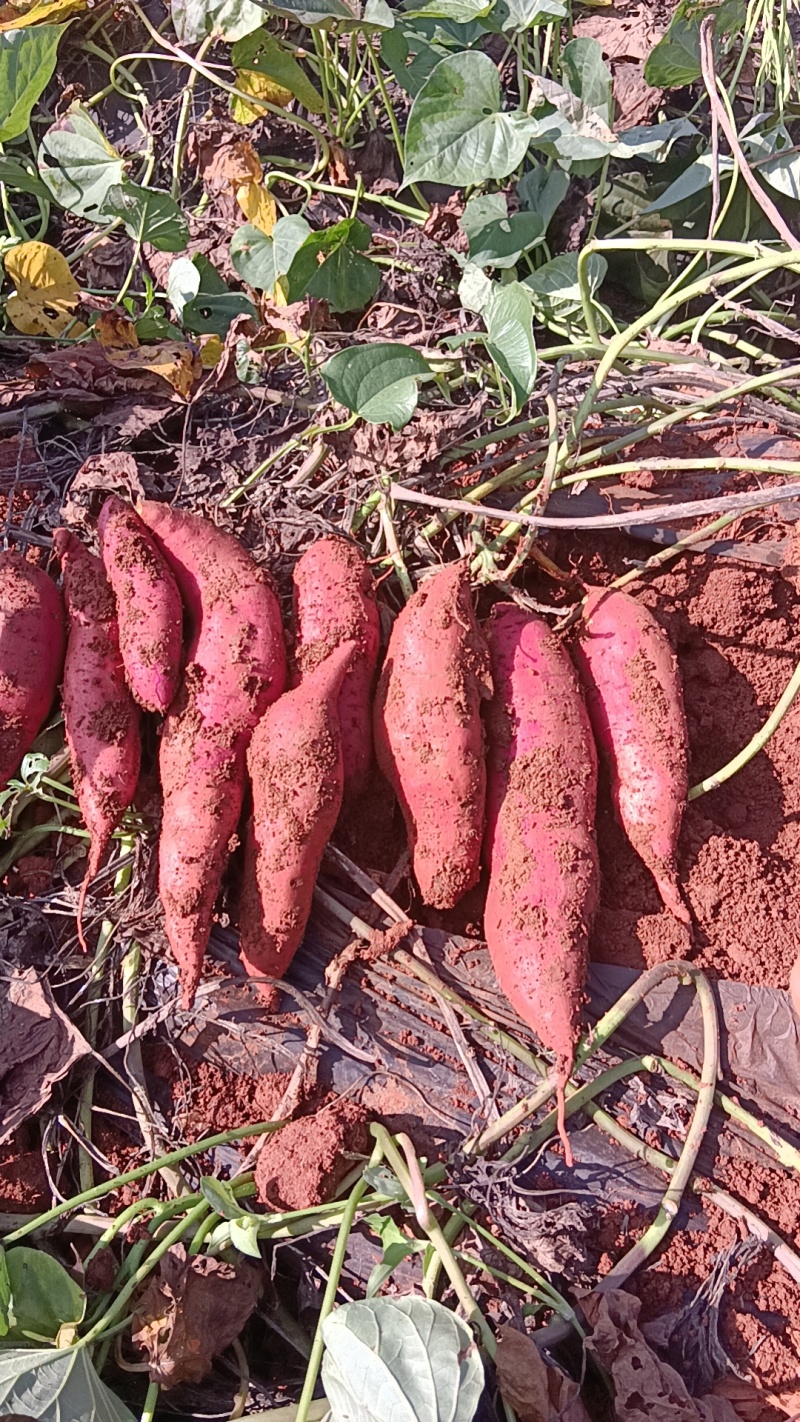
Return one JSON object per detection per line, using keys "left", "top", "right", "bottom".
{"left": 255, "top": 1098, "right": 368, "bottom": 1211}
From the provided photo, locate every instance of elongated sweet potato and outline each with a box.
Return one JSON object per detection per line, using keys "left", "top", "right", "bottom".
{"left": 572, "top": 585, "right": 690, "bottom": 925}
{"left": 0, "top": 551, "right": 64, "bottom": 788}
{"left": 54, "top": 530, "right": 141, "bottom": 946}
{"left": 373, "top": 561, "right": 492, "bottom": 909}
{"left": 98, "top": 496, "right": 182, "bottom": 714}
{"left": 292, "top": 538, "right": 380, "bottom": 799}
{"left": 239, "top": 641, "right": 354, "bottom": 1000}
{"left": 484, "top": 604, "right": 599, "bottom": 1149}
{"left": 137, "top": 502, "right": 286, "bottom": 1006}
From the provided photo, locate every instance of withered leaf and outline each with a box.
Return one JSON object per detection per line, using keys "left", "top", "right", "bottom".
{"left": 495, "top": 1325, "right": 590, "bottom": 1422}
{"left": 132, "top": 1244, "right": 261, "bottom": 1388}
{"left": 582, "top": 1289, "right": 704, "bottom": 1422}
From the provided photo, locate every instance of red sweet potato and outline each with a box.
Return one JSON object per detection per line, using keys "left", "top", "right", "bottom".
{"left": 572, "top": 585, "right": 690, "bottom": 925}
{"left": 239, "top": 641, "right": 354, "bottom": 1000}
{"left": 0, "top": 551, "right": 64, "bottom": 788}
{"left": 292, "top": 538, "right": 380, "bottom": 799}
{"left": 484, "top": 604, "right": 599, "bottom": 1142}
{"left": 98, "top": 495, "right": 182, "bottom": 714}
{"left": 136, "top": 502, "right": 287, "bottom": 1006}
{"left": 373, "top": 561, "right": 492, "bottom": 909}
{"left": 54, "top": 530, "right": 141, "bottom": 946}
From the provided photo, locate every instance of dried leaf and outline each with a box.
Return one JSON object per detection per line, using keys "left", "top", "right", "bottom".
{"left": 60, "top": 452, "right": 143, "bottom": 529}
{"left": 94, "top": 310, "right": 139, "bottom": 350}
{"left": 199, "top": 333, "right": 223, "bottom": 368}
{"left": 0, "top": 967, "right": 91, "bottom": 1143}
{"left": 0, "top": 0, "right": 83, "bottom": 28}
{"left": 132, "top": 1245, "right": 261, "bottom": 1388}
{"left": 495, "top": 1326, "right": 590, "bottom": 1422}
{"left": 232, "top": 67, "right": 292, "bottom": 124}
{"left": 236, "top": 179, "right": 277, "bottom": 235}
{"left": 582, "top": 1289, "right": 704, "bottom": 1422}
{"left": 4, "top": 240, "right": 83, "bottom": 337}
{"left": 101, "top": 335, "right": 200, "bottom": 398}
{"left": 328, "top": 139, "right": 350, "bottom": 185}
{"left": 202, "top": 136, "right": 262, "bottom": 197}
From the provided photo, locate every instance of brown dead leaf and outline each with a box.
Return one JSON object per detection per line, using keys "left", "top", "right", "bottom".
{"left": 94, "top": 310, "right": 139, "bottom": 351}
{"left": 327, "top": 139, "right": 350, "bottom": 186}
{"left": 423, "top": 192, "right": 468, "bottom": 250}
{"left": 132, "top": 1244, "right": 261, "bottom": 1388}
{"left": 613, "top": 61, "right": 664, "bottom": 129}
{"left": 60, "top": 452, "right": 143, "bottom": 530}
{"left": 25, "top": 342, "right": 188, "bottom": 403}
{"left": 201, "top": 137, "right": 262, "bottom": 198}
{"left": 582, "top": 1290, "right": 705, "bottom": 1422}
{"left": 572, "top": 4, "right": 661, "bottom": 59}
{"left": 93, "top": 400, "right": 175, "bottom": 438}
{"left": 710, "top": 1377, "right": 777, "bottom": 1422}
{"left": 495, "top": 1326, "right": 590, "bottom": 1422}
{"left": 102, "top": 339, "right": 200, "bottom": 399}
{"left": 0, "top": 967, "right": 91, "bottom": 1143}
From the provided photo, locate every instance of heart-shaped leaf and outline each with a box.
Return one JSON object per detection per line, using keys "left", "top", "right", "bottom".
{"left": 461, "top": 192, "right": 544, "bottom": 268}
{"left": 230, "top": 28, "right": 324, "bottom": 111}
{"left": 2, "top": 1247, "right": 85, "bottom": 1343}
{"left": 483, "top": 280, "right": 537, "bottom": 416}
{"left": 39, "top": 105, "right": 124, "bottom": 219}
{"left": 0, "top": 23, "right": 65, "bottom": 142}
{"left": 321, "top": 342, "right": 434, "bottom": 428}
{"left": 403, "top": 50, "right": 540, "bottom": 186}
{"left": 171, "top": 0, "right": 263, "bottom": 44}
{"left": 516, "top": 165, "right": 569, "bottom": 227}
{"left": 490, "top": 0, "right": 564, "bottom": 32}
{"left": 101, "top": 184, "right": 189, "bottom": 251}
{"left": 524, "top": 249, "right": 606, "bottom": 322}
{"left": 231, "top": 214, "right": 311, "bottom": 292}
{"left": 0, "top": 1345, "right": 135, "bottom": 1421}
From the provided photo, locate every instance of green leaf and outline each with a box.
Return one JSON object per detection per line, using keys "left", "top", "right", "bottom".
{"left": 230, "top": 214, "right": 311, "bottom": 293}
{"left": 458, "top": 261, "right": 493, "bottom": 313}
{"left": 321, "top": 342, "right": 434, "bottom": 428}
{"left": 523, "top": 249, "right": 606, "bottom": 322}
{"left": 491, "top": 0, "right": 564, "bottom": 32}
{"left": 460, "top": 192, "right": 544, "bottom": 268}
{"left": 0, "top": 24, "right": 65, "bottom": 144}
{"left": 560, "top": 36, "right": 612, "bottom": 120}
{"left": 483, "top": 280, "right": 536, "bottom": 416}
{"left": 171, "top": 0, "right": 264, "bottom": 42}
{"left": 305, "top": 245, "right": 380, "bottom": 311}
{"left": 39, "top": 105, "right": 125, "bottom": 220}
{"left": 135, "top": 305, "right": 182, "bottom": 341}
{"left": 268, "top": 0, "right": 351, "bottom": 20}
{"left": 641, "top": 153, "right": 731, "bottom": 212}
{"left": 231, "top": 29, "right": 324, "bottom": 111}
{"left": 0, "top": 155, "right": 50, "bottom": 197}
{"left": 321, "top": 1297, "right": 484, "bottom": 1422}
{"left": 4, "top": 1248, "right": 85, "bottom": 1344}
{"left": 405, "top": 0, "right": 493, "bottom": 21}
{"left": 362, "top": 0, "right": 395, "bottom": 26}
{"left": 0, "top": 1345, "right": 135, "bottom": 1421}
{"left": 614, "top": 116, "right": 697, "bottom": 160}
{"left": 0, "top": 1249, "right": 12, "bottom": 1337}
{"left": 230, "top": 1215, "right": 263, "bottom": 1258}
{"left": 516, "top": 165, "right": 568, "bottom": 227}
{"left": 166, "top": 255, "right": 200, "bottom": 320}
{"left": 101, "top": 184, "right": 189, "bottom": 251}
{"left": 363, "top": 1216, "right": 426, "bottom": 1299}
{"left": 380, "top": 22, "right": 448, "bottom": 95}
{"left": 643, "top": 15, "right": 700, "bottom": 87}
{"left": 200, "top": 1177, "right": 251, "bottom": 1220}
{"left": 403, "top": 50, "right": 540, "bottom": 186}
{"left": 181, "top": 291, "right": 256, "bottom": 334}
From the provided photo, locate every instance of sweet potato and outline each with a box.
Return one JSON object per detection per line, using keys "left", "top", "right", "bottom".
{"left": 0, "top": 551, "right": 64, "bottom": 788}
{"left": 136, "top": 502, "right": 287, "bottom": 1006}
{"left": 572, "top": 585, "right": 690, "bottom": 925}
{"left": 98, "top": 495, "right": 182, "bottom": 714}
{"left": 292, "top": 538, "right": 380, "bottom": 799}
{"left": 54, "top": 530, "right": 141, "bottom": 946}
{"left": 373, "top": 561, "right": 492, "bottom": 909}
{"left": 239, "top": 641, "right": 354, "bottom": 1000}
{"left": 484, "top": 604, "right": 599, "bottom": 1150}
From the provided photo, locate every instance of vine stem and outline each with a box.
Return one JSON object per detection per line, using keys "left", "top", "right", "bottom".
{"left": 140, "top": 1380, "right": 159, "bottom": 1422}
{"left": 295, "top": 1142, "right": 384, "bottom": 1422}
{"left": 172, "top": 32, "right": 215, "bottom": 200}
{"left": 689, "top": 655, "right": 800, "bottom": 798}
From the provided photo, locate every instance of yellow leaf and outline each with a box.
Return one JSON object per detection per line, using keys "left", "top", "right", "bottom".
{"left": 103, "top": 341, "right": 200, "bottom": 399}
{"left": 236, "top": 180, "right": 277, "bottom": 236}
{"left": 94, "top": 310, "right": 139, "bottom": 350}
{"left": 199, "top": 334, "right": 223, "bottom": 369}
{"left": 4, "top": 240, "right": 83, "bottom": 337}
{"left": 0, "top": 0, "right": 84, "bottom": 28}
{"left": 232, "top": 68, "right": 293, "bottom": 125}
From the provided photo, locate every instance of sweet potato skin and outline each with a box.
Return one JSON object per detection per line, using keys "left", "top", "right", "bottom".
{"left": 484, "top": 604, "right": 599, "bottom": 1078}
{"left": 54, "top": 530, "right": 141, "bottom": 889}
{"left": 0, "top": 551, "right": 64, "bottom": 787}
{"left": 98, "top": 496, "right": 182, "bottom": 714}
{"left": 373, "top": 562, "right": 492, "bottom": 909}
{"left": 572, "top": 585, "right": 689, "bottom": 924}
{"left": 239, "top": 642, "right": 353, "bottom": 1000}
{"left": 136, "top": 503, "right": 287, "bottom": 1005}
{"left": 292, "top": 538, "right": 380, "bottom": 798}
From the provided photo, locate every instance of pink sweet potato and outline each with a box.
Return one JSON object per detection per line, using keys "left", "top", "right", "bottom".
{"left": 292, "top": 537, "right": 380, "bottom": 799}
{"left": 54, "top": 530, "right": 141, "bottom": 946}
{"left": 373, "top": 561, "right": 492, "bottom": 909}
{"left": 484, "top": 604, "right": 599, "bottom": 1135}
{"left": 239, "top": 641, "right": 354, "bottom": 999}
{"left": 571, "top": 585, "right": 690, "bottom": 925}
{"left": 0, "top": 551, "right": 64, "bottom": 788}
{"left": 98, "top": 495, "right": 182, "bottom": 714}
{"left": 136, "top": 502, "right": 287, "bottom": 1006}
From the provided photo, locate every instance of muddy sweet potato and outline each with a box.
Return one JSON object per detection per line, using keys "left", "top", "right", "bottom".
{"left": 136, "top": 502, "right": 287, "bottom": 1006}
{"left": 0, "top": 551, "right": 64, "bottom": 788}
{"left": 572, "top": 585, "right": 690, "bottom": 925}
{"left": 373, "top": 561, "right": 492, "bottom": 909}
{"left": 239, "top": 642, "right": 354, "bottom": 1000}
{"left": 292, "top": 538, "right": 380, "bottom": 799}
{"left": 54, "top": 530, "right": 141, "bottom": 946}
{"left": 484, "top": 604, "right": 599, "bottom": 1139}
{"left": 98, "top": 496, "right": 182, "bottom": 714}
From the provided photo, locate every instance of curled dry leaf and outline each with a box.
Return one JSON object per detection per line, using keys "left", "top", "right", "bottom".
{"left": 582, "top": 1289, "right": 714, "bottom": 1422}
{"left": 59, "top": 451, "right": 143, "bottom": 530}
{"left": 0, "top": 966, "right": 91, "bottom": 1144}
{"left": 132, "top": 1244, "right": 261, "bottom": 1388}
{"left": 495, "top": 1325, "right": 590, "bottom": 1422}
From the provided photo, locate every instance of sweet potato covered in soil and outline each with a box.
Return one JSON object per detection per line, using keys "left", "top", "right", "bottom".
{"left": 136, "top": 502, "right": 287, "bottom": 1007}
{"left": 373, "top": 561, "right": 492, "bottom": 909}
{"left": 292, "top": 537, "right": 380, "bottom": 799}
{"left": 0, "top": 551, "right": 64, "bottom": 788}
{"left": 53, "top": 530, "right": 141, "bottom": 944}
{"left": 484, "top": 603, "right": 599, "bottom": 1145}
{"left": 572, "top": 585, "right": 690, "bottom": 926}
{"left": 98, "top": 495, "right": 182, "bottom": 714}
{"left": 239, "top": 642, "right": 354, "bottom": 1002}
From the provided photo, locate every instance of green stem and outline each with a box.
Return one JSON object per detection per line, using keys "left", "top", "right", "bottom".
{"left": 172, "top": 33, "right": 215, "bottom": 200}
{"left": 689, "top": 656, "right": 800, "bottom": 798}
{"left": 140, "top": 1380, "right": 159, "bottom": 1422}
